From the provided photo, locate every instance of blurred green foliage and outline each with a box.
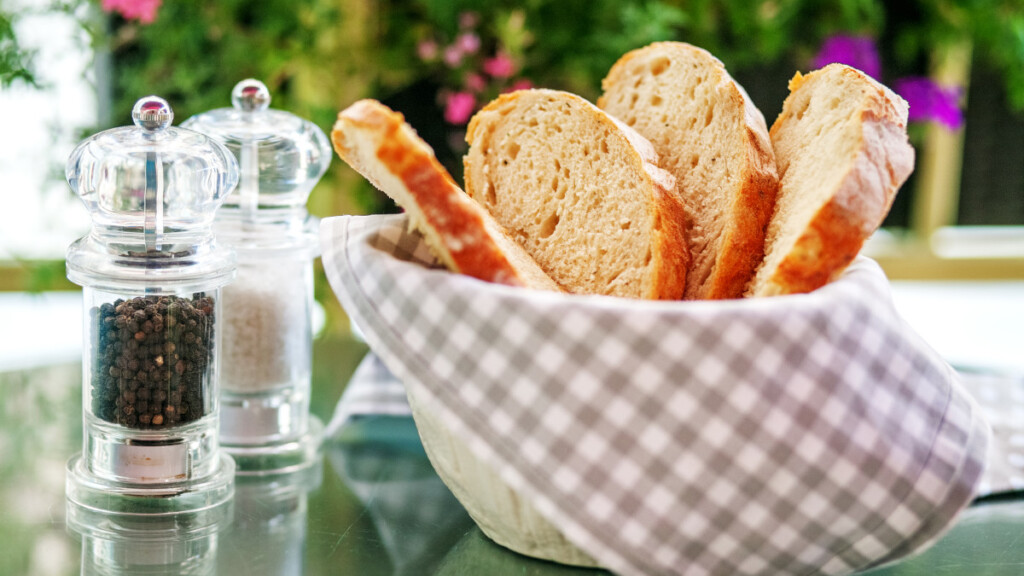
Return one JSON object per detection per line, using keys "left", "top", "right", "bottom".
{"left": 375, "top": 0, "right": 1024, "bottom": 104}
{"left": 4, "top": 0, "right": 1021, "bottom": 132}
{"left": 1, "top": 0, "right": 1023, "bottom": 262}
{"left": 1, "top": 10, "right": 37, "bottom": 87}
{"left": 103, "top": 0, "right": 345, "bottom": 135}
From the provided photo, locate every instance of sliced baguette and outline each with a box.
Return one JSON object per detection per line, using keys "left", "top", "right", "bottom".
{"left": 747, "top": 64, "right": 915, "bottom": 297}
{"left": 463, "top": 89, "right": 688, "bottom": 300}
{"left": 332, "top": 99, "right": 561, "bottom": 292}
{"left": 598, "top": 41, "right": 780, "bottom": 301}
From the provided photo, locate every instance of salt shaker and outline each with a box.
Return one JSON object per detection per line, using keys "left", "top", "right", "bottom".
{"left": 65, "top": 96, "right": 238, "bottom": 514}
{"left": 183, "top": 79, "right": 330, "bottom": 473}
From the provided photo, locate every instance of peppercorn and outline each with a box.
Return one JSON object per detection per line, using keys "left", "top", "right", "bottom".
{"left": 89, "top": 293, "right": 214, "bottom": 430}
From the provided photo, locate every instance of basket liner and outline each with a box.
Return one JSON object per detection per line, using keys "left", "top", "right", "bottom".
{"left": 321, "top": 213, "right": 989, "bottom": 576}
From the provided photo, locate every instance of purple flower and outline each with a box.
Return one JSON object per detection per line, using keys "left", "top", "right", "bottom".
{"left": 895, "top": 77, "right": 964, "bottom": 130}
{"left": 813, "top": 35, "right": 881, "bottom": 79}
{"left": 444, "top": 92, "right": 477, "bottom": 124}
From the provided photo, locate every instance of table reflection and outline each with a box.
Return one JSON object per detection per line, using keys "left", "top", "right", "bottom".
{"left": 326, "top": 415, "right": 474, "bottom": 575}
{"left": 1, "top": 334, "right": 1022, "bottom": 575}
{"left": 217, "top": 463, "right": 321, "bottom": 576}
{"left": 68, "top": 502, "right": 230, "bottom": 576}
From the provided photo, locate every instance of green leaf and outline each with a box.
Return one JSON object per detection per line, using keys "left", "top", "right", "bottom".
{"left": 0, "top": 10, "right": 38, "bottom": 88}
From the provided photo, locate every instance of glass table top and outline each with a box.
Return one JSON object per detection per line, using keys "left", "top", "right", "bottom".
{"left": 1, "top": 332, "right": 1022, "bottom": 575}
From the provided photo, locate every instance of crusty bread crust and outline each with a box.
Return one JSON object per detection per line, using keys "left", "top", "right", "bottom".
{"left": 598, "top": 42, "right": 780, "bottom": 301}
{"left": 464, "top": 89, "right": 688, "bottom": 300}
{"left": 332, "top": 100, "right": 561, "bottom": 291}
{"left": 749, "top": 65, "right": 915, "bottom": 297}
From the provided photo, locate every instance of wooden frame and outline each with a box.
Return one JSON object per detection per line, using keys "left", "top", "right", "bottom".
{"left": 867, "top": 42, "right": 1024, "bottom": 280}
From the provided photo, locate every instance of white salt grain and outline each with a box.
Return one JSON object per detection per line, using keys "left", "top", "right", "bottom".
{"left": 220, "top": 259, "right": 312, "bottom": 394}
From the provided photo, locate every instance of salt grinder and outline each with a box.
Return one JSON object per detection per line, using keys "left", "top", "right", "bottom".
{"left": 183, "top": 79, "right": 331, "bottom": 473}
{"left": 65, "top": 96, "right": 238, "bottom": 513}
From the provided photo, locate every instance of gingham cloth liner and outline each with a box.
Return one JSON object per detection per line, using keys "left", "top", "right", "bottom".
{"left": 331, "top": 357, "right": 1023, "bottom": 500}
{"left": 958, "top": 372, "right": 1024, "bottom": 495}
{"left": 326, "top": 440, "right": 471, "bottom": 575}
{"left": 325, "top": 352, "right": 410, "bottom": 438}
{"left": 321, "top": 214, "right": 990, "bottom": 576}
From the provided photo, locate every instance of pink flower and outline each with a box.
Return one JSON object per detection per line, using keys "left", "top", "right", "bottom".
{"left": 443, "top": 44, "right": 464, "bottom": 68}
{"left": 483, "top": 52, "right": 515, "bottom": 78}
{"left": 444, "top": 92, "right": 476, "bottom": 125}
{"left": 102, "top": 0, "right": 162, "bottom": 24}
{"left": 813, "top": 35, "right": 881, "bottom": 80}
{"left": 417, "top": 39, "right": 439, "bottom": 61}
{"left": 465, "top": 72, "right": 487, "bottom": 93}
{"left": 510, "top": 79, "right": 533, "bottom": 92}
{"left": 456, "top": 32, "right": 481, "bottom": 55}
{"left": 502, "top": 78, "right": 534, "bottom": 94}
{"left": 895, "top": 77, "right": 964, "bottom": 130}
{"left": 458, "top": 11, "right": 479, "bottom": 29}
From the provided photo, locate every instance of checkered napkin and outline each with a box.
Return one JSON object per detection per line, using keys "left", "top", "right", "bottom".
{"left": 325, "top": 352, "right": 411, "bottom": 437}
{"left": 321, "top": 213, "right": 990, "bottom": 576}
{"left": 957, "top": 371, "right": 1024, "bottom": 496}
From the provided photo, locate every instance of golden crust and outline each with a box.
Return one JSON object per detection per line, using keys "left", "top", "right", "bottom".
{"left": 648, "top": 183, "right": 690, "bottom": 300}
{"left": 333, "top": 99, "right": 561, "bottom": 291}
{"left": 599, "top": 41, "right": 781, "bottom": 301}
{"left": 758, "top": 65, "right": 914, "bottom": 296}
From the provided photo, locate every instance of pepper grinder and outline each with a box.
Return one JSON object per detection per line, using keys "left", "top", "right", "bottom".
{"left": 183, "top": 79, "right": 330, "bottom": 473}
{"left": 65, "top": 96, "right": 238, "bottom": 514}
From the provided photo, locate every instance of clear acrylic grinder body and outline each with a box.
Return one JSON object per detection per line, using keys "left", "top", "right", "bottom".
{"left": 65, "top": 96, "right": 239, "bottom": 514}
{"left": 183, "top": 79, "right": 331, "bottom": 473}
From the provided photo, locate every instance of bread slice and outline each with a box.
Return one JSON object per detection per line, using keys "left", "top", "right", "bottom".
{"left": 598, "top": 41, "right": 780, "bottom": 301}
{"left": 747, "top": 64, "right": 915, "bottom": 297}
{"left": 332, "top": 99, "right": 561, "bottom": 292}
{"left": 463, "top": 89, "right": 688, "bottom": 300}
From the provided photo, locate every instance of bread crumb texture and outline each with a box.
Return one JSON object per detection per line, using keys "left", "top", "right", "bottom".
{"left": 749, "top": 64, "right": 914, "bottom": 297}
{"left": 465, "top": 89, "right": 687, "bottom": 299}
{"left": 599, "top": 42, "right": 780, "bottom": 300}
{"left": 333, "top": 99, "right": 561, "bottom": 291}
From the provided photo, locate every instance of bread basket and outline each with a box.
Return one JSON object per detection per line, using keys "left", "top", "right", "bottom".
{"left": 321, "top": 213, "right": 989, "bottom": 576}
